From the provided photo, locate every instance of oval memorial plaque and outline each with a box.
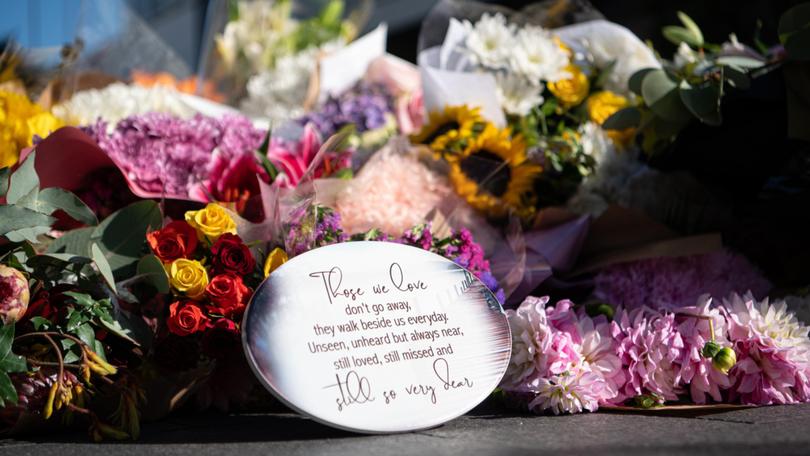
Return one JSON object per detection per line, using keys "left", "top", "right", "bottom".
{"left": 243, "top": 241, "right": 511, "bottom": 433}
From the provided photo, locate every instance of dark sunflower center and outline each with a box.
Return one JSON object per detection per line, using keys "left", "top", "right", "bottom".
{"left": 459, "top": 150, "right": 511, "bottom": 197}
{"left": 422, "top": 121, "right": 460, "bottom": 145}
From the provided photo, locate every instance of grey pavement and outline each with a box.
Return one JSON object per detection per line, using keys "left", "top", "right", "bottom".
{"left": 2, "top": 401, "right": 810, "bottom": 455}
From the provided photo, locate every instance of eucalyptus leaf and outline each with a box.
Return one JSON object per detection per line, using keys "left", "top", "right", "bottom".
{"left": 0, "top": 371, "right": 17, "bottom": 406}
{"left": 641, "top": 69, "right": 692, "bottom": 123}
{"left": 602, "top": 107, "right": 642, "bottom": 130}
{"left": 37, "top": 187, "right": 98, "bottom": 226}
{"left": 662, "top": 26, "right": 701, "bottom": 48}
{"left": 0, "top": 205, "right": 55, "bottom": 236}
{"left": 0, "top": 167, "right": 10, "bottom": 197}
{"left": 92, "top": 243, "right": 118, "bottom": 292}
{"left": 716, "top": 56, "right": 765, "bottom": 68}
{"left": 679, "top": 80, "right": 722, "bottom": 126}
{"left": 4, "top": 226, "right": 52, "bottom": 243}
{"left": 90, "top": 201, "right": 162, "bottom": 280}
{"left": 46, "top": 226, "right": 94, "bottom": 256}
{"left": 629, "top": 68, "right": 657, "bottom": 96}
{"left": 677, "top": 11, "right": 704, "bottom": 46}
{"left": 6, "top": 152, "right": 39, "bottom": 205}
{"left": 136, "top": 254, "right": 170, "bottom": 293}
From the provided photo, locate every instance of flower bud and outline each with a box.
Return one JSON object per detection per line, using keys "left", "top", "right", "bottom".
{"left": 585, "top": 301, "right": 615, "bottom": 320}
{"left": 0, "top": 265, "right": 30, "bottom": 324}
{"left": 711, "top": 347, "right": 737, "bottom": 375}
{"left": 701, "top": 340, "right": 721, "bottom": 359}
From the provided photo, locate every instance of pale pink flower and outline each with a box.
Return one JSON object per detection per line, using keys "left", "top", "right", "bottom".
{"left": 502, "top": 296, "right": 552, "bottom": 387}
{"left": 722, "top": 293, "right": 810, "bottom": 405}
{"left": 527, "top": 371, "right": 605, "bottom": 415}
{"left": 612, "top": 307, "right": 685, "bottom": 403}
{"left": 673, "top": 295, "right": 732, "bottom": 404}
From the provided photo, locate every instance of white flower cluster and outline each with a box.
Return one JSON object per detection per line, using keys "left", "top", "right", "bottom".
{"left": 461, "top": 13, "right": 570, "bottom": 116}
{"left": 53, "top": 82, "right": 194, "bottom": 128}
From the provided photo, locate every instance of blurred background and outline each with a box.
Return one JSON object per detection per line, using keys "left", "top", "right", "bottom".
{"left": 0, "top": 0, "right": 804, "bottom": 70}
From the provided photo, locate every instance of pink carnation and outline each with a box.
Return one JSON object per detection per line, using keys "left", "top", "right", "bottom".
{"left": 722, "top": 293, "right": 810, "bottom": 405}
{"left": 593, "top": 250, "right": 771, "bottom": 311}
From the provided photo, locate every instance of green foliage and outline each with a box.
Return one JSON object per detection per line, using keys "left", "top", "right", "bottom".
{"left": 662, "top": 11, "right": 704, "bottom": 47}
{"left": 0, "top": 325, "right": 27, "bottom": 407}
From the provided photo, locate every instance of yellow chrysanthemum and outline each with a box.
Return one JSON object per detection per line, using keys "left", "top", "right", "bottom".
{"left": 410, "top": 105, "right": 483, "bottom": 156}
{"left": 0, "top": 90, "right": 64, "bottom": 167}
{"left": 447, "top": 124, "right": 541, "bottom": 220}
{"left": 586, "top": 90, "right": 635, "bottom": 148}
{"left": 547, "top": 64, "right": 590, "bottom": 108}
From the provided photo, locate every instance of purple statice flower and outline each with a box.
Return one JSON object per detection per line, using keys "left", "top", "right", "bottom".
{"left": 284, "top": 206, "right": 349, "bottom": 256}
{"left": 83, "top": 113, "right": 265, "bottom": 198}
{"left": 299, "top": 82, "right": 394, "bottom": 138}
{"left": 398, "top": 223, "right": 434, "bottom": 251}
{"left": 593, "top": 250, "right": 771, "bottom": 311}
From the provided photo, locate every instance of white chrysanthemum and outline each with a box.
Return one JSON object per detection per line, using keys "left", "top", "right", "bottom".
{"left": 503, "top": 296, "right": 551, "bottom": 387}
{"left": 723, "top": 293, "right": 810, "bottom": 363}
{"left": 241, "top": 39, "right": 344, "bottom": 125}
{"left": 495, "top": 73, "right": 544, "bottom": 116}
{"left": 527, "top": 371, "right": 604, "bottom": 414}
{"left": 510, "top": 25, "right": 570, "bottom": 83}
{"left": 53, "top": 82, "right": 194, "bottom": 128}
{"left": 463, "top": 13, "right": 516, "bottom": 70}
{"left": 578, "top": 121, "right": 612, "bottom": 167}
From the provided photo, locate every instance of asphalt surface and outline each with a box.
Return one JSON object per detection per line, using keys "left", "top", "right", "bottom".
{"left": 2, "top": 401, "right": 810, "bottom": 455}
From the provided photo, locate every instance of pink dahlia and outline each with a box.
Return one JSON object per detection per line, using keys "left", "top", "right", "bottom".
{"left": 612, "top": 307, "right": 686, "bottom": 403}
{"left": 673, "top": 295, "right": 732, "bottom": 404}
{"left": 593, "top": 250, "right": 771, "bottom": 311}
{"left": 501, "top": 296, "right": 553, "bottom": 388}
{"left": 526, "top": 371, "right": 606, "bottom": 415}
{"left": 722, "top": 293, "right": 810, "bottom": 405}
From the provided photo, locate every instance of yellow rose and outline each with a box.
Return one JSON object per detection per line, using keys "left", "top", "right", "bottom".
{"left": 547, "top": 65, "right": 590, "bottom": 108}
{"left": 263, "top": 247, "right": 288, "bottom": 278}
{"left": 168, "top": 259, "right": 209, "bottom": 300}
{"left": 586, "top": 91, "right": 635, "bottom": 148}
{"left": 185, "top": 203, "right": 237, "bottom": 242}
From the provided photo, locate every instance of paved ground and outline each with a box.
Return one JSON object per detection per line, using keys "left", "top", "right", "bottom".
{"left": 2, "top": 401, "right": 810, "bottom": 455}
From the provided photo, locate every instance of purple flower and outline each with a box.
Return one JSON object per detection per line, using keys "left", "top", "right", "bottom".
{"left": 299, "top": 82, "right": 394, "bottom": 138}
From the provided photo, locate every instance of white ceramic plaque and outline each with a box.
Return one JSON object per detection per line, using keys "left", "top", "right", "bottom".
{"left": 242, "top": 241, "right": 511, "bottom": 433}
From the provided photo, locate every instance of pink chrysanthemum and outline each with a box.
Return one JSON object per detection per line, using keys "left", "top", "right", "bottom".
{"left": 612, "top": 307, "right": 685, "bottom": 403}
{"left": 526, "top": 371, "right": 606, "bottom": 415}
{"left": 722, "top": 293, "right": 810, "bottom": 405}
{"left": 673, "top": 295, "right": 732, "bottom": 404}
{"left": 593, "top": 250, "right": 771, "bottom": 311}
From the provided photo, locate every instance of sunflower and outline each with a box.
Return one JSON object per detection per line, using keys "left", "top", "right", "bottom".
{"left": 448, "top": 124, "right": 541, "bottom": 220}
{"left": 410, "top": 105, "right": 484, "bottom": 157}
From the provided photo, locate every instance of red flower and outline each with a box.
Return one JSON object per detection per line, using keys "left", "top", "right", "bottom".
{"left": 23, "top": 290, "right": 56, "bottom": 321}
{"left": 205, "top": 273, "right": 250, "bottom": 317}
{"left": 210, "top": 233, "right": 255, "bottom": 276}
{"left": 167, "top": 301, "right": 209, "bottom": 336}
{"left": 146, "top": 221, "right": 198, "bottom": 262}
{"left": 202, "top": 318, "right": 240, "bottom": 359}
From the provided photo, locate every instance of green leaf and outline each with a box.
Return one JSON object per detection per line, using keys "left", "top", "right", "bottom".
{"left": 593, "top": 59, "right": 617, "bottom": 89}
{"left": 602, "top": 107, "right": 642, "bottom": 130}
{"left": 46, "top": 226, "right": 94, "bottom": 256}
{"left": 679, "top": 80, "right": 722, "bottom": 126}
{"left": 63, "top": 291, "right": 97, "bottom": 308}
{"left": 716, "top": 56, "right": 765, "bottom": 69}
{"left": 92, "top": 242, "right": 117, "bottom": 292}
{"left": 98, "top": 315, "right": 136, "bottom": 345}
{"left": 6, "top": 152, "right": 39, "bottom": 206}
{"left": 136, "top": 255, "right": 170, "bottom": 293}
{"left": 92, "top": 340, "right": 107, "bottom": 362}
{"left": 778, "top": 3, "right": 810, "bottom": 43}
{"left": 662, "top": 26, "right": 702, "bottom": 48}
{"left": 0, "top": 371, "right": 17, "bottom": 406}
{"left": 0, "top": 354, "right": 27, "bottom": 373}
{"left": 0, "top": 167, "right": 10, "bottom": 197}
{"left": 29, "top": 317, "right": 51, "bottom": 331}
{"left": 4, "top": 226, "right": 51, "bottom": 243}
{"left": 76, "top": 323, "right": 96, "bottom": 347}
{"left": 255, "top": 150, "right": 280, "bottom": 181}
{"left": 677, "top": 11, "right": 704, "bottom": 47}
{"left": 63, "top": 346, "right": 81, "bottom": 364}
{"left": 37, "top": 187, "right": 98, "bottom": 226}
{"left": 0, "top": 205, "right": 55, "bottom": 237}
{"left": 628, "top": 68, "right": 657, "bottom": 96}
{"left": 0, "top": 324, "right": 14, "bottom": 361}
{"left": 641, "top": 69, "right": 692, "bottom": 123}
{"left": 723, "top": 65, "right": 751, "bottom": 89}
{"left": 90, "top": 201, "right": 162, "bottom": 280}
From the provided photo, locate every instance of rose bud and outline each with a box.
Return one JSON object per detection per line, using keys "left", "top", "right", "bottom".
{"left": 0, "top": 265, "right": 30, "bottom": 324}
{"left": 711, "top": 347, "right": 737, "bottom": 375}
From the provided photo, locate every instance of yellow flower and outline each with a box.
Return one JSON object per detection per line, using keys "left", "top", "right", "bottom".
{"left": 263, "top": 247, "right": 288, "bottom": 278}
{"left": 184, "top": 203, "right": 237, "bottom": 242}
{"left": 167, "top": 258, "right": 209, "bottom": 300}
{"left": 0, "top": 90, "right": 63, "bottom": 167}
{"left": 586, "top": 91, "right": 635, "bottom": 148}
{"left": 447, "top": 124, "right": 541, "bottom": 220}
{"left": 410, "top": 105, "right": 484, "bottom": 157}
{"left": 547, "top": 64, "right": 590, "bottom": 108}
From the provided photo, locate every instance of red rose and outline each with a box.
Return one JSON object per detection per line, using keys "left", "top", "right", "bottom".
{"left": 210, "top": 233, "right": 255, "bottom": 275}
{"left": 205, "top": 273, "right": 250, "bottom": 317}
{"left": 147, "top": 221, "right": 198, "bottom": 262}
{"left": 167, "top": 301, "right": 209, "bottom": 336}
{"left": 202, "top": 318, "right": 240, "bottom": 359}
